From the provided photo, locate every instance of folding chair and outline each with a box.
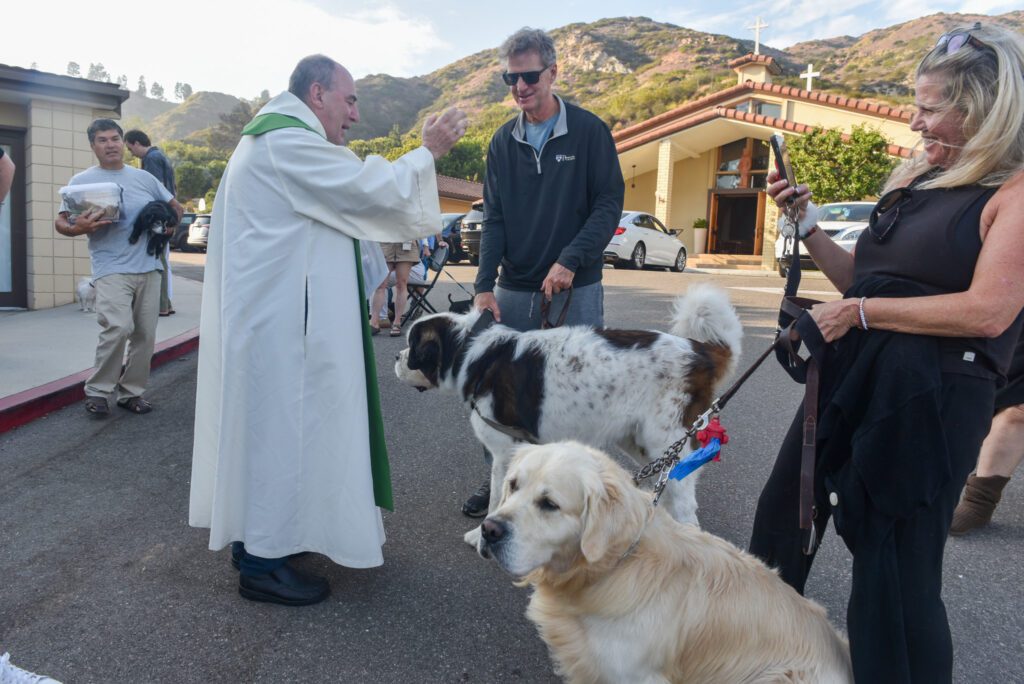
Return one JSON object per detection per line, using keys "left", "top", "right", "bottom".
{"left": 401, "top": 244, "right": 449, "bottom": 325}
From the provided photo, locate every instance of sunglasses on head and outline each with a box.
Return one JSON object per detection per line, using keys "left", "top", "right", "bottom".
{"left": 935, "top": 22, "right": 988, "bottom": 56}
{"left": 868, "top": 187, "right": 913, "bottom": 243}
{"left": 501, "top": 65, "right": 550, "bottom": 86}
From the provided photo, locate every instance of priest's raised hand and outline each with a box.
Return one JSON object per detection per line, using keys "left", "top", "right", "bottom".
{"left": 422, "top": 107, "right": 469, "bottom": 160}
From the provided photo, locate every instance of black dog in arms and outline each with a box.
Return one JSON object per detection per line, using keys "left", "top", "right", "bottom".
{"left": 130, "top": 200, "right": 178, "bottom": 256}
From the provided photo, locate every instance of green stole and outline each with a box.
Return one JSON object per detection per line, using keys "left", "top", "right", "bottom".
{"left": 241, "top": 112, "right": 394, "bottom": 511}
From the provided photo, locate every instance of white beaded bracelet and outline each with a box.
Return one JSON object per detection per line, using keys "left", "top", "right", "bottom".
{"left": 858, "top": 297, "right": 869, "bottom": 331}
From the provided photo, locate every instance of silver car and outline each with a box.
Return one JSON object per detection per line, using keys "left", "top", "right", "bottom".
{"left": 604, "top": 211, "right": 687, "bottom": 271}
{"left": 774, "top": 201, "right": 874, "bottom": 276}
{"left": 187, "top": 214, "right": 212, "bottom": 251}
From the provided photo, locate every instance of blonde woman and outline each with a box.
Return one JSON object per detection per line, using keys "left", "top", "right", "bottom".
{"left": 750, "top": 24, "right": 1024, "bottom": 683}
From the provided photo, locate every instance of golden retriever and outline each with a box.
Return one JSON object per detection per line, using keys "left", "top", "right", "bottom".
{"left": 477, "top": 442, "right": 852, "bottom": 683}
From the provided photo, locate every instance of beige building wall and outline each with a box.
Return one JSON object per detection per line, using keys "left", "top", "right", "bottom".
{"left": 663, "top": 153, "right": 716, "bottom": 254}
{"left": 623, "top": 169, "right": 658, "bottom": 215}
{"left": 23, "top": 99, "right": 116, "bottom": 309}
{"left": 439, "top": 197, "right": 475, "bottom": 214}
{"left": 788, "top": 101, "right": 917, "bottom": 149}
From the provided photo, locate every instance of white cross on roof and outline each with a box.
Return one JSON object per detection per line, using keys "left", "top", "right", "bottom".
{"left": 800, "top": 63, "right": 821, "bottom": 91}
{"left": 747, "top": 17, "right": 769, "bottom": 55}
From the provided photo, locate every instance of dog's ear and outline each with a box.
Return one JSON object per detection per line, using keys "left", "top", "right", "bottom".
{"left": 408, "top": 326, "right": 442, "bottom": 386}
{"left": 580, "top": 456, "right": 646, "bottom": 564}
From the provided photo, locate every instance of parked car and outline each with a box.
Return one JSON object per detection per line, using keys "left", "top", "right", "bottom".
{"left": 604, "top": 211, "right": 687, "bottom": 271}
{"left": 441, "top": 212, "right": 468, "bottom": 264}
{"left": 833, "top": 225, "right": 865, "bottom": 253}
{"left": 187, "top": 214, "right": 212, "bottom": 251}
{"left": 460, "top": 200, "right": 484, "bottom": 266}
{"left": 775, "top": 201, "right": 874, "bottom": 276}
{"left": 170, "top": 212, "right": 197, "bottom": 251}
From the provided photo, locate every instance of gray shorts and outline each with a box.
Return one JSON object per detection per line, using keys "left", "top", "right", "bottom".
{"left": 494, "top": 282, "right": 604, "bottom": 332}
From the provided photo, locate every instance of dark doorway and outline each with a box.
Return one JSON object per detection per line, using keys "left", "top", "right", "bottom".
{"left": 713, "top": 194, "right": 758, "bottom": 254}
{"left": 0, "top": 130, "right": 26, "bottom": 308}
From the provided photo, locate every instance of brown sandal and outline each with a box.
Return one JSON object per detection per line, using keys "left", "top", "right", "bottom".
{"left": 389, "top": 324, "right": 403, "bottom": 337}
{"left": 117, "top": 397, "right": 153, "bottom": 414}
{"left": 84, "top": 396, "right": 109, "bottom": 416}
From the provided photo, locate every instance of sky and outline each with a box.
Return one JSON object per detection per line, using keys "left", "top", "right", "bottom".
{"left": 5, "top": 0, "right": 1019, "bottom": 100}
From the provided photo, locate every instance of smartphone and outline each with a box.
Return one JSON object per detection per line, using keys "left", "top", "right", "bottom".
{"left": 769, "top": 134, "right": 797, "bottom": 203}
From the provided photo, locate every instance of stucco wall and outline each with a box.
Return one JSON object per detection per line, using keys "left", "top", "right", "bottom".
{"left": 788, "top": 101, "right": 917, "bottom": 149}
{"left": 439, "top": 197, "right": 474, "bottom": 214}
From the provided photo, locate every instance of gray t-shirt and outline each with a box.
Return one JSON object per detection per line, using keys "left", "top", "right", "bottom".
{"left": 60, "top": 165, "right": 173, "bottom": 279}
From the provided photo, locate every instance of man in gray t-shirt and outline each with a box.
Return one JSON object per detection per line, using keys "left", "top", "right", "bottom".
{"left": 55, "top": 119, "right": 183, "bottom": 417}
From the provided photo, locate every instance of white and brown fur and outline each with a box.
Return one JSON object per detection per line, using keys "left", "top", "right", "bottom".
{"left": 394, "top": 284, "right": 743, "bottom": 546}
{"left": 479, "top": 441, "right": 852, "bottom": 684}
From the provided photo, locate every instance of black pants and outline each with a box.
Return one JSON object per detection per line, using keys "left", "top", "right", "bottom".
{"left": 749, "top": 374, "right": 994, "bottom": 683}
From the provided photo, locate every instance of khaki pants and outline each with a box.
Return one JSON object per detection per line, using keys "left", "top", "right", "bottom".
{"left": 85, "top": 271, "right": 162, "bottom": 402}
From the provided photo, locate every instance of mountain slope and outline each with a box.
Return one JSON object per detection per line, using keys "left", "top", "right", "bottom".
{"left": 148, "top": 91, "right": 242, "bottom": 141}
{"left": 122, "top": 12, "right": 1023, "bottom": 145}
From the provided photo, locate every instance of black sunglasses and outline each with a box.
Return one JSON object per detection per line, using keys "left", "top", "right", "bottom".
{"left": 501, "top": 65, "right": 550, "bottom": 86}
{"left": 935, "top": 23, "right": 989, "bottom": 56}
{"left": 868, "top": 187, "right": 913, "bottom": 243}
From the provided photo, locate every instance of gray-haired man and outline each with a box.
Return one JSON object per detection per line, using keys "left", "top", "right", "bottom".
{"left": 465, "top": 27, "right": 625, "bottom": 516}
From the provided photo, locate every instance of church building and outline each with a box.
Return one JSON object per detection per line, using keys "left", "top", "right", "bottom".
{"left": 613, "top": 52, "right": 918, "bottom": 270}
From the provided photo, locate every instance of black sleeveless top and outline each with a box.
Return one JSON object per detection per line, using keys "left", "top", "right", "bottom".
{"left": 852, "top": 180, "right": 1022, "bottom": 379}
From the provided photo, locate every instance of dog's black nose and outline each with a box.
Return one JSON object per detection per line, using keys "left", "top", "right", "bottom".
{"left": 481, "top": 518, "right": 507, "bottom": 544}
{"left": 395, "top": 353, "right": 400, "bottom": 361}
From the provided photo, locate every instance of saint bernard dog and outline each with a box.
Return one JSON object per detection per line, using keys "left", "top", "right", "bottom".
{"left": 394, "top": 283, "right": 742, "bottom": 546}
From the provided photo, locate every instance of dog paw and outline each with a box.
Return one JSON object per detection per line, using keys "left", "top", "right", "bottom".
{"left": 463, "top": 526, "right": 482, "bottom": 548}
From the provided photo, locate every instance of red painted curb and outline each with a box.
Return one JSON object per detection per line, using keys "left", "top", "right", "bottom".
{"left": 0, "top": 328, "right": 200, "bottom": 434}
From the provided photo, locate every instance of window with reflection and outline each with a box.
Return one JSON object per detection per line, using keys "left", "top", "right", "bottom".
{"left": 716, "top": 138, "right": 771, "bottom": 190}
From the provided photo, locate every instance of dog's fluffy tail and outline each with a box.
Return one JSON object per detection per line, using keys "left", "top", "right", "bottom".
{"left": 670, "top": 283, "right": 743, "bottom": 361}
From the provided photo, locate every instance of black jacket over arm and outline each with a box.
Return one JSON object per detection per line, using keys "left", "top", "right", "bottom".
{"left": 475, "top": 98, "right": 625, "bottom": 293}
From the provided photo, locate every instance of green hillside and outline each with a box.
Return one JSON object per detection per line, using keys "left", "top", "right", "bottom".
{"left": 121, "top": 12, "right": 1022, "bottom": 146}
{"left": 149, "top": 91, "right": 242, "bottom": 141}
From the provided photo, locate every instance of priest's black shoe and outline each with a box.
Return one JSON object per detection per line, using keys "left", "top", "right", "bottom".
{"left": 238, "top": 564, "right": 330, "bottom": 606}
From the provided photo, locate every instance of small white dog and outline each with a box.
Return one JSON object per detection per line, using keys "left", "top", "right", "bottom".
{"left": 76, "top": 277, "right": 96, "bottom": 313}
{"left": 478, "top": 442, "right": 853, "bottom": 684}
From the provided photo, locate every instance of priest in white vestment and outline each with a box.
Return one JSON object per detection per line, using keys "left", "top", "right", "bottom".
{"left": 189, "top": 54, "right": 467, "bottom": 606}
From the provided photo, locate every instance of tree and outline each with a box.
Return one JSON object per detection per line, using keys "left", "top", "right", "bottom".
{"left": 175, "top": 161, "right": 210, "bottom": 198}
{"left": 137, "top": 76, "right": 147, "bottom": 95}
{"left": 29, "top": 62, "right": 38, "bottom": 70}
{"left": 150, "top": 82, "right": 165, "bottom": 100}
{"left": 435, "top": 135, "right": 487, "bottom": 182}
{"left": 67, "top": 62, "right": 81, "bottom": 77}
{"left": 204, "top": 100, "right": 258, "bottom": 153}
{"left": 181, "top": 83, "right": 193, "bottom": 100}
{"left": 117, "top": 75, "right": 128, "bottom": 89}
{"left": 786, "top": 125, "right": 897, "bottom": 203}
{"left": 174, "top": 82, "right": 183, "bottom": 100}
{"left": 87, "top": 63, "right": 110, "bottom": 82}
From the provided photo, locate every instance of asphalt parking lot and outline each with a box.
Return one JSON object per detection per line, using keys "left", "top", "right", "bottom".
{"left": 1, "top": 261, "right": 1021, "bottom": 683}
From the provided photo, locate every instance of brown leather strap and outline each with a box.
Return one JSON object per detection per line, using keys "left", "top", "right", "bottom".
{"left": 800, "top": 357, "right": 820, "bottom": 555}
{"left": 541, "top": 288, "right": 573, "bottom": 329}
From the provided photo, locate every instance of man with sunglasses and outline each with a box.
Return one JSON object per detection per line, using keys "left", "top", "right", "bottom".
{"left": 462, "top": 27, "right": 624, "bottom": 517}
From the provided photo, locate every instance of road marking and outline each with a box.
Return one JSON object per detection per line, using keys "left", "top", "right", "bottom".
{"left": 728, "top": 286, "right": 840, "bottom": 297}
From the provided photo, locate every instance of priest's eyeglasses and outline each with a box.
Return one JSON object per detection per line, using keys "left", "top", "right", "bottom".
{"left": 934, "top": 23, "right": 989, "bottom": 56}
{"left": 868, "top": 187, "right": 913, "bottom": 243}
{"left": 502, "top": 66, "right": 551, "bottom": 86}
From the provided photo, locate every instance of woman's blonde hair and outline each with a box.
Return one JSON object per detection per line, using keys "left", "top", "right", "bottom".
{"left": 886, "top": 23, "right": 1024, "bottom": 191}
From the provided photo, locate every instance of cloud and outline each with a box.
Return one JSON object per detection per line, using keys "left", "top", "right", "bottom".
{"left": 4, "top": 0, "right": 448, "bottom": 98}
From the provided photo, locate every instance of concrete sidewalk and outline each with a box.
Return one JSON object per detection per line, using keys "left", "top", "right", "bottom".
{"left": 0, "top": 274, "right": 202, "bottom": 432}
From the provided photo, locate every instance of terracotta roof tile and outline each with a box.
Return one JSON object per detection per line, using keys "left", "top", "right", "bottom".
{"left": 613, "top": 80, "right": 912, "bottom": 147}
{"left": 436, "top": 174, "right": 483, "bottom": 202}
